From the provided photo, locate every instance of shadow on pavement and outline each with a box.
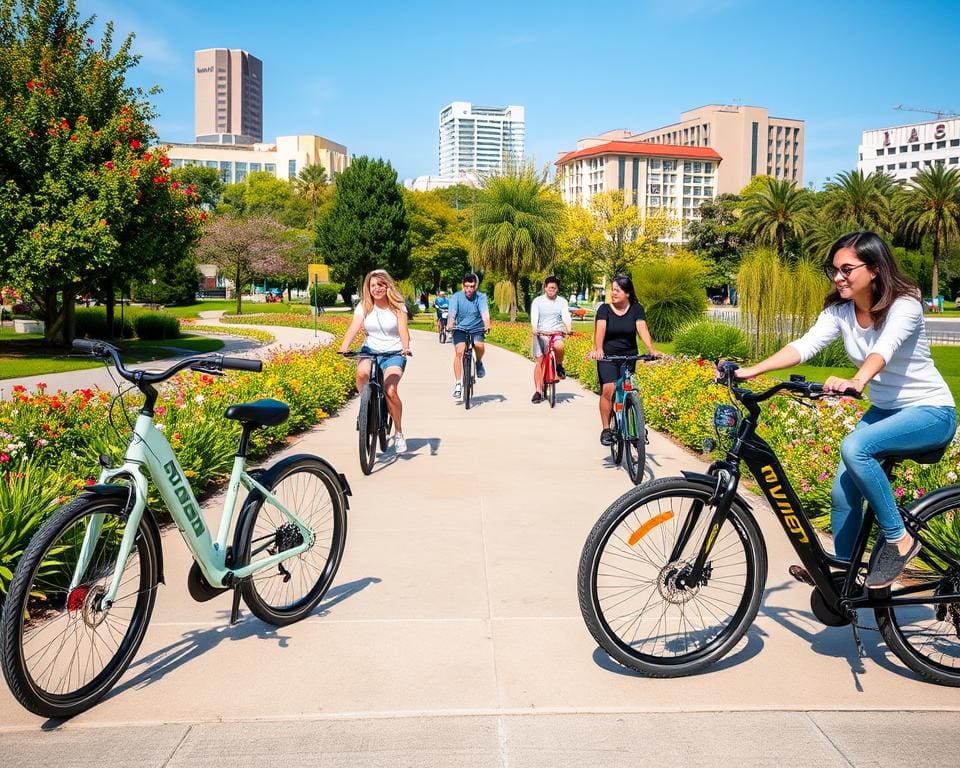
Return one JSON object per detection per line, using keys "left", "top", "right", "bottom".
{"left": 105, "top": 576, "right": 381, "bottom": 701}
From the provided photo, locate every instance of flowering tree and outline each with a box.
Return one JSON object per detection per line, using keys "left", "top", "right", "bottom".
{"left": 0, "top": 0, "right": 204, "bottom": 345}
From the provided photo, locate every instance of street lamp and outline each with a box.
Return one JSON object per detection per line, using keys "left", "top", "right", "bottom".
{"left": 151, "top": 278, "right": 157, "bottom": 310}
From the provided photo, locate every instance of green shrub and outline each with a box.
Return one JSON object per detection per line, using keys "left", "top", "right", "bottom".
{"left": 309, "top": 282, "right": 342, "bottom": 307}
{"left": 404, "top": 298, "right": 419, "bottom": 318}
{"left": 74, "top": 306, "right": 135, "bottom": 339}
{"left": 808, "top": 338, "right": 849, "bottom": 367}
{"left": 633, "top": 254, "right": 709, "bottom": 341}
{"left": 134, "top": 312, "right": 181, "bottom": 340}
{"left": 673, "top": 320, "right": 749, "bottom": 361}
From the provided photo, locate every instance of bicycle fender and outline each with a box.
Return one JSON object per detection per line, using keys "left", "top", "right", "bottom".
{"left": 679, "top": 470, "right": 755, "bottom": 513}
{"left": 82, "top": 484, "right": 165, "bottom": 585}
{"left": 904, "top": 483, "right": 960, "bottom": 521}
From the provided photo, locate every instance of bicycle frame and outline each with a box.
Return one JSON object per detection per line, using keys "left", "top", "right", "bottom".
{"left": 539, "top": 332, "right": 563, "bottom": 385}
{"left": 76, "top": 413, "right": 315, "bottom": 609}
{"left": 684, "top": 383, "right": 960, "bottom": 617}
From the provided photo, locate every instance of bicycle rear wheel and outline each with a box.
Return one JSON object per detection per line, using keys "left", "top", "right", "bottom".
{"left": 623, "top": 392, "right": 646, "bottom": 485}
{"left": 439, "top": 326, "right": 447, "bottom": 344}
{"left": 578, "top": 477, "right": 766, "bottom": 676}
{"left": 378, "top": 394, "right": 392, "bottom": 452}
{"left": 357, "top": 385, "right": 378, "bottom": 475}
{"left": 875, "top": 495, "right": 960, "bottom": 686}
{"left": 240, "top": 456, "right": 348, "bottom": 626}
{"left": 463, "top": 351, "right": 473, "bottom": 410}
{"left": 1, "top": 495, "right": 158, "bottom": 718}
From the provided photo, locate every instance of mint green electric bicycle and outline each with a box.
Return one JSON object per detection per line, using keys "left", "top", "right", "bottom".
{"left": 0, "top": 339, "right": 350, "bottom": 719}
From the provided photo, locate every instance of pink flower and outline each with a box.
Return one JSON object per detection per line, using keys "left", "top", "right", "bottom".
{"left": 0, "top": 453, "right": 8, "bottom": 463}
{"left": 894, "top": 487, "right": 906, "bottom": 498}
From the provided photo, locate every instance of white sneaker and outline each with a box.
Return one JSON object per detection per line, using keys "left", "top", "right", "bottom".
{"left": 393, "top": 432, "right": 407, "bottom": 453}
{"left": 452, "top": 383, "right": 462, "bottom": 401}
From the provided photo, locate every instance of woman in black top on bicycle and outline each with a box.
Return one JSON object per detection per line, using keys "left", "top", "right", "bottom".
{"left": 588, "top": 275, "right": 660, "bottom": 446}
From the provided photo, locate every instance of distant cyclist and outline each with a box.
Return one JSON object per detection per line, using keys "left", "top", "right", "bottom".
{"left": 530, "top": 275, "right": 572, "bottom": 404}
{"left": 434, "top": 289, "right": 449, "bottom": 334}
{"left": 446, "top": 272, "right": 490, "bottom": 402}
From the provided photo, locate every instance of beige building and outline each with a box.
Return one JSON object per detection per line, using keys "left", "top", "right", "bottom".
{"left": 195, "top": 48, "right": 263, "bottom": 144}
{"left": 627, "top": 104, "right": 805, "bottom": 194}
{"left": 555, "top": 139, "right": 722, "bottom": 241}
{"left": 164, "top": 134, "right": 349, "bottom": 185}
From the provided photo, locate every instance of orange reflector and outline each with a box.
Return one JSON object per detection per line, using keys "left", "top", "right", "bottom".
{"left": 623, "top": 381, "right": 633, "bottom": 391}
{"left": 628, "top": 511, "right": 675, "bottom": 545}
{"left": 613, "top": 403, "right": 623, "bottom": 412}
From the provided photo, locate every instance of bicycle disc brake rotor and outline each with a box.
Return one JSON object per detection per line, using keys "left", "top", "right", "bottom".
{"left": 67, "top": 584, "right": 109, "bottom": 628}
{"left": 658, "top": 560, "right": 711, "bottom": 604}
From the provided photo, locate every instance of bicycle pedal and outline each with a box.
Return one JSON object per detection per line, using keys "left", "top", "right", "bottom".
{"left": 789, "top": 564, "right": 815, "bottom": 586}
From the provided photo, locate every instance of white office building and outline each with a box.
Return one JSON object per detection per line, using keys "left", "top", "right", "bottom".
{"left": 858, "top": 117, "right": 960, "bottom": 183}
{"left": 438, "top": 102, "right": 525, "bottom": 177}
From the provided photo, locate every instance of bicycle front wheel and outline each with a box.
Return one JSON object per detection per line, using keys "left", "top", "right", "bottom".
{"left": 578, "top": 477, "right": 766, "bottom": 677}
{"left": 1, "top": 495, "right": 159, "bottom": 719}
{"left": 875, "top": 495, "right": 960, "bottom": 686}
{"left": 623, "top": 392, "right": 646, "bottom": 485}
{"left": 357, "top": 385, "right": 378, "bottom": 475}
{"left": 463, "top": 351, "right": 473, "bottom": 410}
{"left": 608, "top": 412, "right": 623, "bottom": 464}
{"left": 547, "top": 380, "right": 556, "bottom": 408}
{"left": 240, "top": 456, "right": 348, "bottom": 626}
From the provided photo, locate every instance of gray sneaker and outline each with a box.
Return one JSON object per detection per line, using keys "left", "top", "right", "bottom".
{"left": 865, "top": 536, "right": 922, "bottom": 589}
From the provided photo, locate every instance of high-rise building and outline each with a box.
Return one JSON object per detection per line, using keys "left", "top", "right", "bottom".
{"left": 629, "top": 104, "right": 805, "bottom": 194}
{"left": 194, "top": 48, "right": 263, "bottom": 145}
{"left": 858, "top": 117, "right": 960, "bottom": 183}
{"left": 438, "top": 102, "right": 525, "bottom": 177}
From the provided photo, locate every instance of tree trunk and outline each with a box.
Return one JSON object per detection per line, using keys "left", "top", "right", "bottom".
{"left": 104, "top": 278, "right": 115, "bottom": 340}
{"left": 235, "top": 263, "right": 243, "bottom": 315}
{"left": 931, "top": 225, "right": 941, "bottom": 308}
{"left": 509, "top": 276, "right": 519, "bottom": 322}
{"left": 43, "top": 285, "right": 76, "bottom": 347}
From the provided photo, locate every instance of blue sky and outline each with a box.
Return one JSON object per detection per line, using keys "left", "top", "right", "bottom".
{"left": 84, "top": 0, "right": 959, "bottom": 189}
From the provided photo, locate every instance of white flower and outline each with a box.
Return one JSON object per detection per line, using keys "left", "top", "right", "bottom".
{"left": 156, "top": 423, "right": 166, "bottom": 432}
{"left": 194, "top": 394, "right": 205, "bottom": 404}
{"left": 948, "top": 471, "right": 957, "bottom": 482}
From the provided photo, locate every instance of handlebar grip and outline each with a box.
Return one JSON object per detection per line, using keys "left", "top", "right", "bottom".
{"left": 72, "top": 338, "right": 104, "bottom": 353}
{"left": 221, "top": 357, "right": 262, "bottom": 372}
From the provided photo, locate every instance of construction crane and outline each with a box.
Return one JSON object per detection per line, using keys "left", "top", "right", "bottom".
{"left": 894, "top": 105, "right": 960, "bottom": 119}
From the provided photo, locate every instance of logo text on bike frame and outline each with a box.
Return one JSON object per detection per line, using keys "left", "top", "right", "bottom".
{"left": 758, "top": 464, "right": 809, "bottom": 543}
{"left": 163, "top": 459, "right": 205, "bottom": 537}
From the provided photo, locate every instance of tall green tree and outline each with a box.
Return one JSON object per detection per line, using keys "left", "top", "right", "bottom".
{"left": 315, "top": 156, "right": 410, "bottom": 302}
{"left": 0, "top": 0, "right": 203, "bottom": 344}
{"left": 686, "top": 193, "right": 745, "bottom": 290}
{"left": 219, "top": 170, "right": 309, "bottom": 228}
{"left": 170, "top": 165, "right": 224, "bottom": 209}
{"left": 740, "top": 177, "right": 815, "bottom": 257}
{"left": 470, "top": 165, "right": 563, "bottom": 320}
{"left": 895, "top": 165, "right": 960, "bottom": 302}
{"left": 822, "top": 169, "right": 894, "bottom": 233}
{"left": 403, "top": 188, "right": 469, "bottom": 292}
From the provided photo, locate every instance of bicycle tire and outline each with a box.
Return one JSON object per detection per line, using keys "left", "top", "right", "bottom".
{"left": 240, "top": 456, "right": 348, "bottom": 626}
{"left": 875, "top": 493, "right": 960, "bottom": 686}
{"left": 578, "top": 477, "right": 766, "bottom": 676}
{"left": 608, "top": 412, "right": 623, "bottom": 464}
{"left": 1, "top": 495, "right": 159, "bottom": 719}
{"left": 357, "top": 385, "right": 378, "bottom": 475}
{"left": 547, "top": 381, "right": 556, "bottom": 408}
{"left": 463, "top": 350, "right": 473, "bottom": 410}
{"left": 378, "top": 393, "right": 392, "bottom": 452}
{"left": 623, "top": 392, "right": 646, "bottom": 485}
{"left": 439, "top": 326, "right": 447, "bottom": 344}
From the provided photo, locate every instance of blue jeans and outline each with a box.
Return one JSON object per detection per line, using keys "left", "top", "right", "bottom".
{"left": 831, "top": 405, "right": 956, "bottom": 560}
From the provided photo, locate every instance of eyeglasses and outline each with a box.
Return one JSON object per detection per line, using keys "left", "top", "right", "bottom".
{"left": 824, "top": 263, "right": 869, "bottom": 280}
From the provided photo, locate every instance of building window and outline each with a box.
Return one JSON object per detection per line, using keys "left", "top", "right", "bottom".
{"left": 912, "top": 144, "right": 920, "bottom": 151}
{"left": 876, "top": 149, "right": 884, "bottom": 157}
{"left": 288, "top": 159, "right": 296, "bottom": 178}
{"left": 250, "top": 163, "right": 261, "bottom": 172}
{"left": 951, "top": 139, "right": 960, "bottom": 147}
{"left": 887, "top": 147, "right": 896, "bottom": 154}
{"left": 900, "top": 145, "right": 908, "bottom": 152}
{"left": 924, "top": 142, "right": 933, "bottom": 150}
{"left": 219, "top": 161, "right": 231, "bottom": 184}
{"left": 937, "top": 140, "right": 947, "bottom": 149}
{"left": 950, "top": 157, "right": 959, "bottom": 164}
{"left": 235, "top": 162, "right": 248, "bottom": 183}
{"left": 899, "top": 162, "right": 907, "bottom": 168}
{"left": 911, "top": 161, "right": 919, "bottom": 168}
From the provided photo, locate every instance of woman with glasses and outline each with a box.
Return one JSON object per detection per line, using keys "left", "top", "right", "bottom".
{"left": 732, "top": 231, "right": 956, "bottom": 589}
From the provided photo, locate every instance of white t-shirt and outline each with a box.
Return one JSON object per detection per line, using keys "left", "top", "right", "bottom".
{"left": 788, "top": 297, "right": 953, "bottom": 409}
{"left": 354, "top": 303, "right": 403, "bottom": 353}
{"left": 530, "top": 294, "right": 571, "bottom": 332}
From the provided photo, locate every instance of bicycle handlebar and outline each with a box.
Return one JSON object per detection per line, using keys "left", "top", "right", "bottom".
{"left": 339, "top": 350, "right": 412, "bottom": 358}
{"left": 599, "top": 353, "right": 660, "bottom": 362}
{"left": 71, "top": 338, "right": 262, "bottom": 386}
{"left": 715, "top": 361, "right": 860, "bottom": 403}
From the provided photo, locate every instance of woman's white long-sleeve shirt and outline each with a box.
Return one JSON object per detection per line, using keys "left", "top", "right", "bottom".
{"left": 787, "top": 297, "right": 953, "bottom": 409}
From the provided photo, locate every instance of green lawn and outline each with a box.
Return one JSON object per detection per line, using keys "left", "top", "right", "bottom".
{"left": 0, "top": 334, "right": 225, "bottom": 380}
{"left": 161, "top": 300, "right": 313, "bottom": 319}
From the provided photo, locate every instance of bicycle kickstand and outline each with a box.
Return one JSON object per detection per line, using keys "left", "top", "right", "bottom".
{"left": 230, "top": 585, "right": 243, "bottom": 625}
{"left": 849, "top": 612, "right": 867, "bottom": 659}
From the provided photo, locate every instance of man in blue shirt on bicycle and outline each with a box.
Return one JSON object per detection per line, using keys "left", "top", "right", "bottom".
{"left": 434, "top": 290, "right": 449, "bottom": 335}
{"left": 446, "top": 273, "right": 490, "bottom": 401}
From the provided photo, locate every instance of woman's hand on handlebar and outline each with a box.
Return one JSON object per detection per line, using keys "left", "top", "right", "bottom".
{"left": 587, "top": 349, "right": 604, "bottom": 361}
{"left": 823, "top": 375, "right": 863, "bottom": 395}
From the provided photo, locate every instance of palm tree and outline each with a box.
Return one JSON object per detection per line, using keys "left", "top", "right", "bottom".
{"left": 895, "top": 165, "right": 960, "bottom": 302}
{"left": 822, "top": 169, "right": 894, "bottom": 232}
{"left": 470, "top": 166, "right": 564, "bottom": 321}
{"left": 740, "top": 177, "right": 815, "bottom": 257}
{"left": 293, "top": 163, "right": 329, "bottom": 225}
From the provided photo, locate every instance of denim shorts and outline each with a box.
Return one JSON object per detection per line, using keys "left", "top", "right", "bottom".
{"left": 452, "top": 329, "right": 485, "bottom": 346}
{"left": 359, "top": 346, "right": 406, "bottom": 372}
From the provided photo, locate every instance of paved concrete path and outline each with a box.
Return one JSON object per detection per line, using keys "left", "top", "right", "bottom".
{"left": 2, "top": 326, "right": 959, "bottom": 765}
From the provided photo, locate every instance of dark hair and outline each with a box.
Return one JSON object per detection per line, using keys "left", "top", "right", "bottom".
{"left": 823, "top": 231, "right": 917, "bottom": 328}
{"left": 611, "top": 275, "right": 638, "bottom": 305}
{"left": 543, "top": 275, "right": 559, "bottom": 288}
{"left": 462, "top": 272, "right": 479, "bottom": 285}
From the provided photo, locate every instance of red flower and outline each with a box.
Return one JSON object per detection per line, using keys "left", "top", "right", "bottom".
{"left": 130, "top": 168, "right": 138, "bottom": 177}
{"left": 129, "top": 139, "right": 142, "bottom": 149}
{"left": 0, "top": 454, "right": 9, "bottom": 464}
{"left": 104, "top": 160, "right": 114, "bottom": 170}
{"left": 69, "top": 134, "right": 78, "bottom": 142}
{"left": 200, "top": 211, "right": 208, "bottom": 221}
{"left": 60, "top": 118, "right": 69, "bottom": 130}
{"left": 26, "top": 79, "right": 35, "bottom": 90}
{"left": 171, "top": 181, "right": 180, "bottom": 190}
{"left": 12, "top": 385, "right": 26, "bottom": 393}
{"left": 159, "top": 156, "right": 170, "bottom": 167}
{"left": 85, "top": 477, "right": 95, "bottom": 486}
{"left": 696, "top": 358, "right": 705, "bottom": 366}
{"left": 143, "top": 152, "right": 152, "bottom": 162}
{"left": 152, "top": 175, "right": 164, "bottom": 184}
